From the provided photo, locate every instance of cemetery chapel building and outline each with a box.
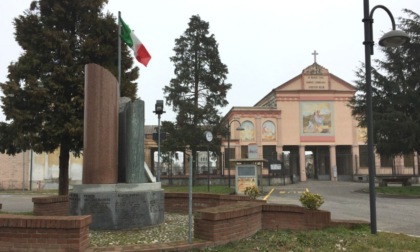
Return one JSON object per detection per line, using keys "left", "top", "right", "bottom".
{"left": 221, "top": 60, "right": 418, "bottom": 182}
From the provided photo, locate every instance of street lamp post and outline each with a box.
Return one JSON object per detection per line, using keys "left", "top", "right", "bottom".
{"left": 226, "top": 120, "right": 244, "bottom": 188}
{"left": 204, "top": 131, "right": 213, "bottom": 192}
{"left": 154, "top": 100, "right": 165, "bottom": 182}
{"left": 363, "top": 0, "right": 410, "bottom": 234}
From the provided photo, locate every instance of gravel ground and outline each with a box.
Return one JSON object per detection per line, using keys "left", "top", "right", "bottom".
{"left": 89, "top": 213, "right": 192, "bottom": 247}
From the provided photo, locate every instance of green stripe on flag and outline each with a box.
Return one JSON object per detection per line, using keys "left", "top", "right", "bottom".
{"left": 119, "top": 17, "right": 133, "bottom": 47}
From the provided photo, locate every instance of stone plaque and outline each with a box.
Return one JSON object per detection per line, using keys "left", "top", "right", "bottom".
{"left": 248, "top": 144, "right": 258, "bottom": 159}
{"left": 303, "top": 75, "right": 328, "bottom": 90}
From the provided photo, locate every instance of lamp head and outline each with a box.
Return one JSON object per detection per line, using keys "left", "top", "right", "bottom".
{"left": 154, "top": 100, "right": 165, "bottom": 115}
{"left": 379, "top": 30, "right": 410, "bottom": 47}
{"left": 236, "top": 126, "right": 245, "bottom": 131}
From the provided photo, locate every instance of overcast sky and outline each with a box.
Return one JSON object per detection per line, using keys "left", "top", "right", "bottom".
{"left": 0, "top": 0, "right": 418, "bottom": 125}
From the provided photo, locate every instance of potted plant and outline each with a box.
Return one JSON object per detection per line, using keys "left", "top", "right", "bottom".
{"left": 244, "top": 185, "right": 260, "bottom": 200}
{"left": 299, "top": 188, "right": 324, "bottom": 210}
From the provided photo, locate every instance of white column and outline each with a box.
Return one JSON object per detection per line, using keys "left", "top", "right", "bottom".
{"left": 276, "top": 116, "right": 282, "bottom": 160}
{"left": 299, "top": 145, "right": 307, "bottom": 181}
{"left": 255, "top": 117, "right": 262, "bottom": 159}
{"left": 352, "top": 145, "right": 360, "bottom": 175}
{"left": 329, "top": 145, "right": 337, "bottom": 181}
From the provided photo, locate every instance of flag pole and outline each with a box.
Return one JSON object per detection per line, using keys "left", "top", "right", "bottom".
{"left": 118, "top": 11, "right": 122, "bottom": 97}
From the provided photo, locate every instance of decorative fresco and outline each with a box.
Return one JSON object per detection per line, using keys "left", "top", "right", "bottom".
{"left": 301, "top": 102, "right": 333, "bottom": 135}
{"left": 240, "top": 120, "right": 255, "bottom": 141}
{"left": 357, "top": 127, "right": 367, "bottom": 143}
{"left": 262, "top": 120, "right": 276, "bottom": 141}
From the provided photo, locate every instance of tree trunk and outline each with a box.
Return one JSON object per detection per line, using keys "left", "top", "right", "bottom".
{"left": 58, "top": 143, "right": 70, "bottom": 195}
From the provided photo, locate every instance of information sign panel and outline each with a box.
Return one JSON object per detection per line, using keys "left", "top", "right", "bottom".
{"left": 235, "top": 164, "right": 257, "bottom": 194}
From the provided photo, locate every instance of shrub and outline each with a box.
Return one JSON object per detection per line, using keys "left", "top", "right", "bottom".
{"left": 244, "top": 185, "right": 260, "bottom": 199}
{"left": 299, "top": 188, "right": 324, "bottom": 210}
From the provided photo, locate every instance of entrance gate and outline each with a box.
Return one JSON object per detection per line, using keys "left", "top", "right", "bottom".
{"left": 336, "top": 146, "right": 353, "bottom": 181}
{"left": 282, "top": 146, "right": 300, "bottom": 182}
{"left": 304, "top": 146, "right": 353, "bottom": 181}
{"left": 305, "top": 146, "right": 330, "bottom": 180}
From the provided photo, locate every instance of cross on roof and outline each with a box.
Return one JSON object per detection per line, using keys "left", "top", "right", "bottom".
{"left": 312, "top": 50, "right": 318, "bottom": 63}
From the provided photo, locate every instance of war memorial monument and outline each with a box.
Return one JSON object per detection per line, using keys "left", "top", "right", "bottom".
{"left": 69, "top": 63, "right": 164, "bottom": 229}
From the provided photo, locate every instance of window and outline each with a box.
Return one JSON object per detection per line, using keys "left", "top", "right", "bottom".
{"left": 224, "top": 148, "right": 235, "bottom": 170}
{"left": 359, "top": 145, "right": 368, "bottom": 168}
{"left": 241, "top": 146, "right": 248, "bottom": 158}
{"left": 380, "top": 155, "right": 393, "bottom": 167}
{"left": 404, "top": 153, "right": 414, "bottom": 167}
{"left": 263, "top": 145, "right": 277, "bottom": 161}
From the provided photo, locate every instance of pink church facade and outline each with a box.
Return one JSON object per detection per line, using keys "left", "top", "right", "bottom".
{"left": 221, "top": 63, "right": 419, "bottom": 182}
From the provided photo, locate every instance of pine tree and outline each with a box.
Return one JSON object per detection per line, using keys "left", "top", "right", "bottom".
{"left": 0, "top": 0, "right": 139, "bottom": 195}
{"left": 163, "top": 15, "right": 231, "bottom": 183}
{"left": 349, "top": 9, "right": 420, "bottom": 156}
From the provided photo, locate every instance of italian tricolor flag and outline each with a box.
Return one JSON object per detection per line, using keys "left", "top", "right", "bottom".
{"left": 119, "top": 17, "right": 151, "bottom": 67}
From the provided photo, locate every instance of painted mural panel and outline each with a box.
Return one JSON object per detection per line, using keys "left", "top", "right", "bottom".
{"left": 240, "top": 121, "right": 255, "bottom": 141}
{"left": 301, "top": 102, "right": 333, "bottom": 135}
{"left": 262, "top": 120, "right": 276, "bottom": 141}
{"left": 357, "top": 127, "right": 367, "bottom": 144}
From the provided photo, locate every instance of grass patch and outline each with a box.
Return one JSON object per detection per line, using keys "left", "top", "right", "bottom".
{"left": 200, "top": 225, "right": 420, "bottom": 252}
{"left": 0, "top": 189, "right": 57, "bottom": 195}
{"left": 90, "top": 223, "right": 420, "bottom": 251}
{"left": 376, "top": 186, "right": 420, "bottom": 197}
{"left": 163, "top": 185, "right": 234, "bottom": 194}
{"left": 0, "top": 211, "right": 33, "bottom": 215}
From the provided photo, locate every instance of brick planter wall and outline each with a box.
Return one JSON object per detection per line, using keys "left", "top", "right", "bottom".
{"left": 304, "top": 207, "right": 331, "bottom": 229}
{"left": 262, "top": 204, "right": 331, "bottom": 230}
{"left": 165, "top": 192, "right": 265, "bottom": 213}
{"left": 0, "top": 214, "right": 91, "bottom": 252}
{"left": 32, "top": 195, "right": 69, "bottom": 216}
{"left": 262, "top": 204, "right": 306, "bottom": 230}
{"left": 166, "top": 192, "right": 367, "bottom": 250}
{"left": 194, "top": 202, "right": 263, "bottom": 242}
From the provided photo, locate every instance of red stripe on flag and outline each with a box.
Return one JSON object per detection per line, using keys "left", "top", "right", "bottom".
{"left": 136, "top": 44, "right": 151, "bottom": 67}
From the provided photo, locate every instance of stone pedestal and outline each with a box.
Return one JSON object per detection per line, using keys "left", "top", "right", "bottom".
{"left": 69, "top": 183, "right": 164, "bottom": 230}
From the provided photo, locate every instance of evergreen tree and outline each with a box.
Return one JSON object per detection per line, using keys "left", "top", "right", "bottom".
{"left": 163, "top": 15, "right": 231, "bottom": 183}
{"left": 349, "top": 9, "right": 420, "bottom": 156}
{"left": 0, "top": 0, "right": 139, "bottom": 195}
